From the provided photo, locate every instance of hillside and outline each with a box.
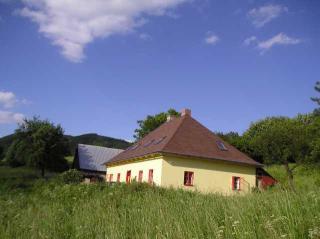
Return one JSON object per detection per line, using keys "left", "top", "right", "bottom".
{"left": 65, "top": 133, "right": 131, "bottom": 154}
{"left": 0, "top": 133, "right": 131, "bottom": 158}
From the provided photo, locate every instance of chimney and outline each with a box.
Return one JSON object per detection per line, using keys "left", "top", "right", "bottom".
{"left": 181, "top": 108, "right": 191, "bottom": 117}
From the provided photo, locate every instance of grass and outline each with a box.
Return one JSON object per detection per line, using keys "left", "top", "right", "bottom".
{"left": 0, "top": 165, "right": 319, "bottom": 239}
{"left": 0, "top": 166, "right": 39, "bottom": 179}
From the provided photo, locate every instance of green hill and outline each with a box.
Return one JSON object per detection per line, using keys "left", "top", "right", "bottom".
{"left": 0, "top": 133, "right": 131, "bottom": 159}
{"left": 66, "top": 133, "right": 131, "bottom": 154}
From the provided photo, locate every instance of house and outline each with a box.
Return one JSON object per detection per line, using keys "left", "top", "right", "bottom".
{"left": 105, "top": 109, "right": 264, "bottom": 194}
{"left": 73, "top": 144, "right": 123, "bottom": 182}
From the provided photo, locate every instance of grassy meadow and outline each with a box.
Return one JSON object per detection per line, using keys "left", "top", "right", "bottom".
{"left": 0, "top": 165, "right": 319, "bottom": 239}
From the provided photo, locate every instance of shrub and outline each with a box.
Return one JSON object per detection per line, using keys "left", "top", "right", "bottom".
{"left": 59, "top": 169, "right": 83, "bottom": 184}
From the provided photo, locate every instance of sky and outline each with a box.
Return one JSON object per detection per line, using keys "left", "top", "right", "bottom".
{"left": 0, "top": 0, "right": 319, "bottom": 141}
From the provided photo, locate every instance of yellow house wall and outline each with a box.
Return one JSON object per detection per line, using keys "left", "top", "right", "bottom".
{"left": 161, "top": 155, "right": 256, "bottom": 194}
{"left": 106, "top": 156, "right": 164, "bottom": 185}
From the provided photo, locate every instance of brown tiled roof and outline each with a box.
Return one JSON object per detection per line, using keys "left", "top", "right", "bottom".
{"left": 108, "top": 114, "right": 261, "bottom": 167}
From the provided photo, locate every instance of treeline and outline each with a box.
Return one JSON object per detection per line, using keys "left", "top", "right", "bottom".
{"left": 217, "top": 114, "right": 320, "bottom": 165}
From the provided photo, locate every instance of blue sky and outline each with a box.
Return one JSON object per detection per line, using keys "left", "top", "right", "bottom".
{"left": 0, "top": 0, "right": 319, "bottom": 141}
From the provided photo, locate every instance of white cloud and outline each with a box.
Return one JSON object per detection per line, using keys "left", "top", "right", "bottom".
{"left": 243, "top": 36, "right": 257, "bottom": 46}
{"left": 0, "top": 91, "right": 31, "bottom": 108}
{"left": 257, "top": 33, "right": 301, "bottom": 53}
{"left": 0, "top": 111, "right": 24, "bottom": 124}
{"left": 247, "top": 4, "right": 288, "bottom": 28}
{"left": 139, "top": 33, "right": 152, "bottom": 41}
{"left": 0, "top": 91, "right": 30, "bottom": 124}
{"left": 18, "top": 0, "right": 187, "bottom": 62}
{"left": 205, "top": 33, "right": 219, "bottom": 45}
{"left": 0, "top": 91, "right": 17, "bottom": 108}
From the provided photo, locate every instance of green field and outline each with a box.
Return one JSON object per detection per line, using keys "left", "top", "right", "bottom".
{"left": 0, "top": 165, "right": 319, "bottom": 239}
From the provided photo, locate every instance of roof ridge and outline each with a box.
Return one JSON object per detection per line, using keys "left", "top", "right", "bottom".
{"left": 161, "top": 115, "right": 188, "bottom": 151}
{"left": 78, "top": 144, "right": 123, "bottom": 151}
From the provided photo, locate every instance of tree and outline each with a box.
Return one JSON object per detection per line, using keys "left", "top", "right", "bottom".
{"left": 311, "top": 81, "right": 320, "bottom": 115}
{"left": 297, "top": 113, "right": 320, "bottom": 164}
{"left": 5, "top": 117, "right": 69, "bottom": 177}
{"left": 243, "top": 117, "right": 309, "bottom": 191}
{"left": 0, "top": 145, "right": 3, "bottom": 161}
{"left": 133, "top": 109, "right": 180, "bottom": 140}
{"left": 5, "top": 140, "right": 31, "bottom": 167}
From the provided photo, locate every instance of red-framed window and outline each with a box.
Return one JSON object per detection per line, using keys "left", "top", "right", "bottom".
{"left": 109, "top": 174, "right": 113, "bottom": 182}
{"left": 184, "top": 171, "right": 194, "bottom": 186}
{"left": 148, "top": 169, "right": 154, "bottom": 184}
{"left": 117, "top": 173, "right": 121, "bottom": 182}
{"left": 232, "top": 176, "right": 241, "bottom": 191}
{"left": 138, "top": 170, "right": 143, "bottom": 183}
{"left": 126, "top": 170, "right": 131, "bottom": 184}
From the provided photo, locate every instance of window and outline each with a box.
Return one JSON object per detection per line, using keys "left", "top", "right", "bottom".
{"left": 216, "top": 140, "right": 228, "bottom": 151}
{"left": 184, "top": 171, "right": 194, "bottom": 186}
{"left": 109, "top": 174, "right": 113, "bottom": 182}
{"left": 143, "top": 140, "right": 155, "bottom": 147}
{"left": 153, "top": 136, "right": 167, "bottom": 145}
{"left": 126, "top": 170, "right": 131, "bottom": 184}
{"left": 117, "top": 173, "right": 121, "bottom": 182}
{"left": 148, "top": 169, "right": 154, "bottom": 184}
{"left": 232, "top": 176, "right": 241, "bottom": 191}
{"left": 138, "top": 170, "right": 143, "bottom": 182}
{"left": 127, "top": 144, "right": 140, "bottom": 151}
{"left": 131, "top": 144, "right": 139, "bottom": 150}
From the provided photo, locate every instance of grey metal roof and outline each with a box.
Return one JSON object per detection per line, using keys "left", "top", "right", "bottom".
{"left": 77, "top": 144, "right": 123, "bottom": 172}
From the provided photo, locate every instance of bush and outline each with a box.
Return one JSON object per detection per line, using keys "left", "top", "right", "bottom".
{"left": 59, "top": 169, "right": 83, "bottom": 184}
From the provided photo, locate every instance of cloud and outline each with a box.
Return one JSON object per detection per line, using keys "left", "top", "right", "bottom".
{"left": 0, "top": 111, "right": 24, "bottom": 124}
{"left": 139, "top": 33, "right": 152, "bottom": 41}
{"left": 205, "top": 33, "right": 219, "bottom": 45}
{"left": 0, "top": 91, "right": 30, "bottom": 124}
{"left": 0, "top": 91, "right": 17, "bottom": 108}
{"left": 243, "top": 36, "right": 257, "bottom": 46}
{"left": 247, "top": 4, "right": 288, "bottom": 27}
{"left": 17, "top": 0, "right": 187, "bottom": 63}
{"left": 257, "top": 33, "right": 301, "bottom": 53}
{"left": 0, "top": 91, "right": 31, "bottom": 108}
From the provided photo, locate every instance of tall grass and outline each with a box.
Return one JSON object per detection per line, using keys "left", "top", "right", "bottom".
{"left": 0, "top": 165, "right": 319, "bottom": 239}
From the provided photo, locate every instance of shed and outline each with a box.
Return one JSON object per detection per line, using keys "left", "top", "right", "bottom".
{"left": 256, "top": 168, "right": 277, "bottom": 189}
